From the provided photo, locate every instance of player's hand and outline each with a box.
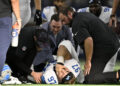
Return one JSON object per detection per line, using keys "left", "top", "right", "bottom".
{"left": 34, "top": 9, "right": 42, "bottom": 26}
{"left": 55, "top": 64, "right": 69, "bottom": 75}
{"left": 84, "top": 61, "right": 91, "bottom": 76}
{"left": 109, "top": 15, "right": 117, "bottom": 28}
{"left": 31, "top": 71, "right": 42, "bottom": 83}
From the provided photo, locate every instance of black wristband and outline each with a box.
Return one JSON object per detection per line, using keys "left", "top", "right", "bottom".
{"left": 110, "top": 14, "right": 115, "bottom": 18}
{"left": 57, "top": 62, "right": 64, "bottom": 65}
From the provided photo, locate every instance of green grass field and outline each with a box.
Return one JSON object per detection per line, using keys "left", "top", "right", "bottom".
{"left": 2, "top": 84, "right": 120, "bottom": 86}
{"left": 2, "top": 60, "right": 120, "bottom": 86}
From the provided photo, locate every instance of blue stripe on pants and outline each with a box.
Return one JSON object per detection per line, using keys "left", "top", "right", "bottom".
{"left": 0, "top": 17, "right": 12, "bottom": 75}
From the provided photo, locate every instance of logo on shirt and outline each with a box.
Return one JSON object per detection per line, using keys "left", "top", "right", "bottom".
{"left": 22, "top": 46, "right": 27, "bottom": 51}
{"left": 74, "top": 32, "right": 78, "bottom": 36}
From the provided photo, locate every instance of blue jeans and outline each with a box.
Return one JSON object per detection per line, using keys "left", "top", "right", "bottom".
{"left": 0, "top": 17, "right": 12, "bottom": 75}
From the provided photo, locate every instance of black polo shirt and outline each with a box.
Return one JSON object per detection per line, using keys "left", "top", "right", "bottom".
{"left": 0, "top": 0, "right": 12, "bottom": 18}
{"left": 7, "top": 26, "right": 36, "bottom": 76}
{"left": 72, "top": 12, "right": 119, "bottom": 60}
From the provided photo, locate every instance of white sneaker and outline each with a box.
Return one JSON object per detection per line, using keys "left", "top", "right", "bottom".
{"left": 3, "top": 76, "right": 22, "bottom": 84}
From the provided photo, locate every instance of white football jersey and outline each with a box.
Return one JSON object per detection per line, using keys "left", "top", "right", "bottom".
{"left": 77, "top": 6, "right": 112, "bottom": 23}
{"left": 42, "top": 6, "right": 76, "bottom": 22}
{"left": 41, "top": 58, "right": 80, "bottom": 84}
{"left": 41, "top": 61, "right": 58, "bottom": 84}
{"left": 64, "top": 59, "right": 80, "bottom": 78}
{"left": 42, "top": 6, "right": 56, "bottom": 22}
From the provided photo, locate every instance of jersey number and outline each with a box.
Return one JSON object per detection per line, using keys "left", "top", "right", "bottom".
{"left": 48, "top": 76, "right": 57, "bottom": 84}
{"left": 72, "top": 64, "right": 80, "bottom": 73}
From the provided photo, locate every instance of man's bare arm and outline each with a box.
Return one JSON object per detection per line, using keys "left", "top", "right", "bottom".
{"left": 11, "top": 0, "right": 21, "bottom": 33}
{"left": 34, "top": 0, "right": 41, "bottom": 10}
{"left": 84, "top": 37, "right": 93, "bottom": 76}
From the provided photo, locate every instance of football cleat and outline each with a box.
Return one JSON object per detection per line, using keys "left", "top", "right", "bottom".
{"left": 0, "top": 64, "right": 12, "bottom": 83}
{"left": 3, "top": 76, "right": 22, "bottom": 84}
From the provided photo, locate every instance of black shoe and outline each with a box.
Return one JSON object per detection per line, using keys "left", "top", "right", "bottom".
{"left": 18, "top": 76, "right": 31, "bottom": 84}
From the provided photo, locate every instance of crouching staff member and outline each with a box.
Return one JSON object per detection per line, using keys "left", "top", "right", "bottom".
{"left": 6, "top": 26, "right": 54, "bottom": 83}
{"left": 58, "top": 6, "right": 120, "bottom": 84}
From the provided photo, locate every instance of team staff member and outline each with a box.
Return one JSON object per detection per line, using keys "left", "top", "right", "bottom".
{"left": 58, "top": 6, "right": 120, "bottom": 84}
{"left": 33, "top": 14, "right": 74, "bottom": 71}
{"left": 6, "top": 27, "right": 53, "bottom": 83}
{"left": 0, "top": 0, "right": 21, "bottom": 76}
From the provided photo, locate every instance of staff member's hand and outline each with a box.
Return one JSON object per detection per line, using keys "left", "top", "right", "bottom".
{"left": 31, "top": 71, "right": 42, "bottom": 83}
{"left": 84, "top": 61, "right": 91, "bottom": 76}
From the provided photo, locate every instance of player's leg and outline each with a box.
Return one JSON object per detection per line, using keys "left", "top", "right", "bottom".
{"left": 0, "top": 17, "right": 12, "bottom": 76}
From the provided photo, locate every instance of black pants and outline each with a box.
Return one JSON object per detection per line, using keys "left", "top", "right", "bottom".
{"left": 84, "top": 50, "right": 119, "bottom": 84}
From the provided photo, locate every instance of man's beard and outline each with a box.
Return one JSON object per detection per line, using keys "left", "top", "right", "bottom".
{"left": 55, "top": 5, "right": 60, "bottom": 12}
{"left": 67, "top": 17, "right": 72, "bottom": 27}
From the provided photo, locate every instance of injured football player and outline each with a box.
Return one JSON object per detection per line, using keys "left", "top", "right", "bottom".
{"left": 38, "top": 40, "right": 81, "bottom": 84}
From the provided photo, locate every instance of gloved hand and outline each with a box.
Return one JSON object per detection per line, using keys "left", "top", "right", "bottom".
{"left": 34, "top": 10, "right": 42, "bottom": 26}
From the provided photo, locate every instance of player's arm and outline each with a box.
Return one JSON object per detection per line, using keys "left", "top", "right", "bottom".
{"left": 109, "top": 0, "right": 120, "bottom": 27}
{"left": 11, "top": 0, "right": 21, "bottom": 34}
{"left": 34, "top": 0, "right": 42, "bottom": 25}
{"left": 84, "top": 37, "right": 93, "bottom": 76}
{"left": 111, "top": 0, "right": 120, "bottom": 16}
{"left": 56, "top": 44, "right": 71, "bottom": 75}
{"left": 57, "top": 45, "right": 72, "bottom": 61}
{"left": 34, "top": 0, "right": 41, "bottom": 10}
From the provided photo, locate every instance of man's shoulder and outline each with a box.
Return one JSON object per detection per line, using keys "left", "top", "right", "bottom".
{"left": 43, "top": 6, "right": 55, "bottom": 14}
{"left": 61, "top": 25, "right": 71, "bottom": 32}
{"left": 43, "top": 6, "right": 55, "bottom": 10}
{"left": 41, "top": 22, "right": 49, "bottom": 30}
{"left": 74, "top": 12, "right": 94, "bottom": 21}
{"left": 77, "top": 7, "right": 89, "bottom": 12}
{"left": 20, "top": 26, "right": 35, "bottom": 35}
{"left": 102, "top": 6, "right": 112, "bottom": 13}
